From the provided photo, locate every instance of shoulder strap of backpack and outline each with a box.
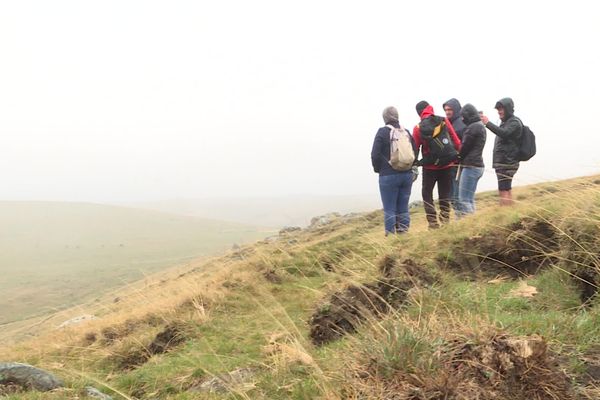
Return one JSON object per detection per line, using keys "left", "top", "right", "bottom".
{"left": 385, "top": 124, "right": 394, "bottom": 140}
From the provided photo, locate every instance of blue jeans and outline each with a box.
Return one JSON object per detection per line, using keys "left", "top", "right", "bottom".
{"left": 378, "top": 172, "right": 413, "bottom": 234}
{"left": 458, "top": 167, "right": 484, "bottom": 217}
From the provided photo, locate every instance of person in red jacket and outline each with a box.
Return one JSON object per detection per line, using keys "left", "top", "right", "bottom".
{"left": 413, "top": 101, "right": 461, "bottom": 229}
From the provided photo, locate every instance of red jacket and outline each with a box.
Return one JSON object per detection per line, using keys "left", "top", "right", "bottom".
{"left": 413, "top": 105, "right": 462, "bottom": 170}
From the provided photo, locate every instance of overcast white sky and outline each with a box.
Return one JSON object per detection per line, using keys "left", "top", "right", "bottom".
{"left": 1, "top": 0, "right": 598, "bottom": 203}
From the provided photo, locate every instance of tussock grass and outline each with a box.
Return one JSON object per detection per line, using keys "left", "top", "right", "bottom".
{"left": 1, "top": 175, "right": 600, "bottom": 399}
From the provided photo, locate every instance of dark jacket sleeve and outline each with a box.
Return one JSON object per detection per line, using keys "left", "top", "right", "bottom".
{"left": 459, "top": 127, "right": 476, "bottom": 160}
{"left": 371, "top": 130, "right": 384, "bottom": 173}
{"left": 485, "top": 118, "right": 522, "bottom": 139}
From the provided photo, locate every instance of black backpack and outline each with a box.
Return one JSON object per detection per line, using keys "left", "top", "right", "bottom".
{"left": 517, "top": 122, "right": 536, "bottom": 161}
{"left": 418, "top": 116, "right": 458, "bottom": 166}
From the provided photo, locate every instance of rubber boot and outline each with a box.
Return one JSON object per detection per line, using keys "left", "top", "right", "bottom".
{"left": 499, "top": 190, "right": 513, "bottom": 206}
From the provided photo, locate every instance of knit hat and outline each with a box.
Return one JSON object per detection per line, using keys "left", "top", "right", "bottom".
{"left": 382, "top": 106, "right": 399, "bottom": 124}
{"left": 415, "top": 100, "right": 429, "bottom": 117}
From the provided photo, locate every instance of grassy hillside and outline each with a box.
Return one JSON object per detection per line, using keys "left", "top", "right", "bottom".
{"left": 1, "top": 176, "right": 600, "bottom": 399}
{"left": 0, "top": 202, "right": 270, "bottom": 327}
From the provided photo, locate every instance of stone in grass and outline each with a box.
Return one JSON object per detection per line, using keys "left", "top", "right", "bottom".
{"left": 0, "top": 362, "right": 63, "bottom": 392}
{"left": 189, "top": 368, "right": 256, "bottom": 393}
{"left": 85, "top": 386, "right": 114, "bottom": 400}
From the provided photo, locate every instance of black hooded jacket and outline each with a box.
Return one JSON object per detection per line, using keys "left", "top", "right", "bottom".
{"left": 443, "top": 98, "right": 467, "bottom": 141}
{"left": 458, "top": 104, "right": 486, "bottom": 168}
{"left": 485, "top": 97, "right": 522, "bottom": 169}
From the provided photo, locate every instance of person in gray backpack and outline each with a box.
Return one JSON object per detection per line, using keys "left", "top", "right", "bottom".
{"left": 371, "top": 106, "right": 418, "bottom": 235}
{"left": 481, "top": 98, "right": 523, "bottom": 206}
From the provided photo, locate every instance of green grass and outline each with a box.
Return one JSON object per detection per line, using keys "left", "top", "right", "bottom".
{"left": 3, "top": 176, "right": 600, "bottom": 399}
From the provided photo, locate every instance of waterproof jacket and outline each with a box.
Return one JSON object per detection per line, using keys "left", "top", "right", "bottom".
{"left": 443, "top": 98, "right": 466, "bottom": 140}
{"left": 458, "top": 104, "right": 486, "bottom": 168}
{"left": 485, "top": 97, "right": 522, "bottom": 169}
{"left": 371, "top": 121, "right": 417, "bottom": 176}
{"left": 413, "top": 105, "right": 461, "bottom": 170}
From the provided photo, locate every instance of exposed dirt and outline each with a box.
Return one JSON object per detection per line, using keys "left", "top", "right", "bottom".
{"left": 309, "top": 257, "right": 434, "bottom": 346}
{"left": 578, "top": 347, "right": 600, "bottom": 386}
{"left": 576, "top": 271, "right": 598, "bottom": 305}
{"left": 353, "top": 331, "right": 575, "bottom": 400}
{"left": 117, "top": 322, "right": 188, "bottom": 370}
{"left": 263, "top": 269, "right": 283, "bottom": 284}
{"left": 100, "top": 319, "right": 140, "bottom": 343}
{"left": 83, "top": 331, "right": 97, "bottom": 345}
{"left": 560, "top": 220, "right": 600, "bottom": 304}
{"left": 0, "top": 383, "right": 24, "bottom": 396}
{"left": 444, "top": 218, "right": 559, "bottom": 279}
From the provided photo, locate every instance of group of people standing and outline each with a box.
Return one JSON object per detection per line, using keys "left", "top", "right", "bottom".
{"left": 371, "top": 97, "right": 524, "bottom": 235}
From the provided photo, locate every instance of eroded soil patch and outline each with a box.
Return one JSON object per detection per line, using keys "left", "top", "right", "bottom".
{"left": 353, "top": 331, "right": 575, "bottom": 400}
{"left": 445, "top": 218, "right": 559, "bottom": 279}
{"left": 117, "top": 322, "right": 188, "bottom": 370}
{"left": 309, "top": 257, "right": 434, "bottom": 345}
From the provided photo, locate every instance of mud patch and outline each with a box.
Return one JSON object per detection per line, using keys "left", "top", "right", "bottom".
{"left": 441, "top": 333, "right": 573, "bottom": 399}
{"left": 101, "top": 319, "right": 140, "bottom": 343}
{"left": 0, "top": 383, "right": 23, "bottom": 396}
{"left": 561, "top": 217, "right": 600, "bottom": 304}
{"left": 263, "top": 269, "right": 283, "bottom": 284}
{"left": 445, "top": 217, "right": 559, "bottom": 279}
{"left": 353, "top": 331, "right": 574, "bottom": 400}
{"left": 579, "top": 347, "right": 600, "bottom": 386}
{"left": 309, "top": 257, "right": 434, "bottom": 346}
{"left": 117, "top": 322, "right": 189, "bottom": 370}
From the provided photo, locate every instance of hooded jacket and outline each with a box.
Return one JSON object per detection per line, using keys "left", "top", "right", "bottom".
{"left": 485, "top": 97, "right": 522, "bottom": 169}
{"left": 371, "top": 121, "right": 417, "bottom": 176}
{"left": 413, "top": 105, "right": 461, "bottom": 170}
{"left": 443, "top": 98, "right": 466, "bottom": 140}
{"left": 458, "top": 104, "right": 486, "bottom": 168}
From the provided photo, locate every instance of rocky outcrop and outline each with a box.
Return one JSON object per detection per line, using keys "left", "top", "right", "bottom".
{"left": 0, "top": 362, "right": 63, "bottom": 392}
{"left": 58, "top": 314, "right": 97, "bottom": 328}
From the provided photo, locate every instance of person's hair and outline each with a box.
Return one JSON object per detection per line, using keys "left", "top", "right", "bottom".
{"left": 382, "top": 106, "right": 399, "bottom": 124}
{"left": 415, "top": 100, "right": 429, "bottom": 116}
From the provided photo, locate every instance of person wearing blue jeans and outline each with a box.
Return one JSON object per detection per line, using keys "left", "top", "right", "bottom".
{"left": 456, "top": 104, "right": 487, "bottom": 217}
{"left": 458, "top": 166, "right": 484, "bottom": 215}
{"left": 371, "top": 106, "right": 417, "bottom": 235}
{"left": 379, "top": 172, "right": 414, "bottom": 233}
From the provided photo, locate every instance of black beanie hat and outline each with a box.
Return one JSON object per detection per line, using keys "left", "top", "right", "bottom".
{"left": 416, "top": 100, "right": 429, "bottom": 116}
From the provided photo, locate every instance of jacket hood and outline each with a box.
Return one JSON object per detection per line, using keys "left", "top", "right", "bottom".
{"left": 443, "top": 98, "right": 462, "bottom": 122}
{"left": 419, "top": 104, "right": 435, "bottom": 120}
{"left": 495, "top": 97, "right": 514, "bottom": 121}
{"left": 460, "top": 103, "right": 481, "bottom": 125}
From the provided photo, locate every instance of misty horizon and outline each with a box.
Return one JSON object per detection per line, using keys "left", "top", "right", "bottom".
{"left": 1, "top": 1, "right": 599, "bottom": 204}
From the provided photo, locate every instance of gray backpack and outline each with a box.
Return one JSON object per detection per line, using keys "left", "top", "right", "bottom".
{"left": 386, "top": 125, "right": 415, "bottom": 171}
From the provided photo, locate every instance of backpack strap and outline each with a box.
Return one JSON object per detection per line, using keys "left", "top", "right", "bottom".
{"left": 385, "top": 124, "right": 394, "bottom": 140}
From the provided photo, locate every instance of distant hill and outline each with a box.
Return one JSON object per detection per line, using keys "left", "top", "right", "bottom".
{"left": 0, "top": 201, "right": 270, "bottom": 325}
{"left": 130, "top": 194, "right": 381, "bottom": 228}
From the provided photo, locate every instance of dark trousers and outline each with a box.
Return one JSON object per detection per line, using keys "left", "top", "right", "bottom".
{"left": 422, "top": 168, "right": 453, "bottom": 228}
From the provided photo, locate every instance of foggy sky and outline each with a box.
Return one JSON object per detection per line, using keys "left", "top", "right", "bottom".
{"left": 1, "top": 0, "right": 598, "bottom": 203}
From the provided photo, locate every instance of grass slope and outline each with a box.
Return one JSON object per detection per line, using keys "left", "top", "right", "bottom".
{"left": 0, "top": 202, "right": 270, "bottom": 326}
{"left": 1, "top": 175, "right": 600, "bottom": 399}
